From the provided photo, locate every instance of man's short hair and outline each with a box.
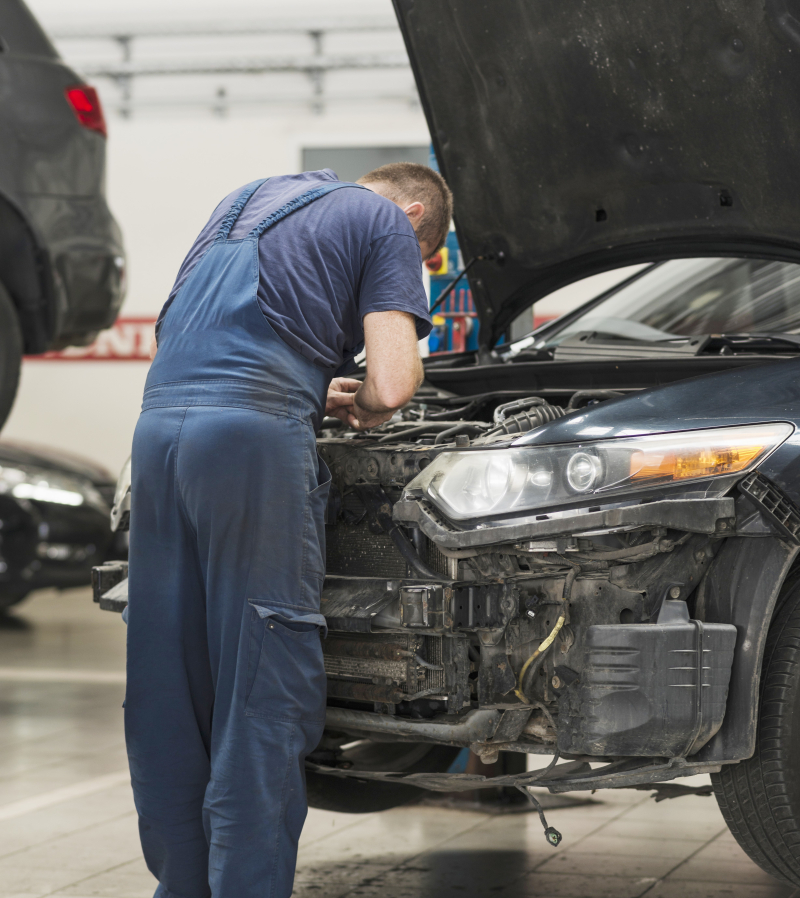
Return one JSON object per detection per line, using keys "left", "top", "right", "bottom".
{"left": 357, "top": 162, "right": 453, "bottom": 253}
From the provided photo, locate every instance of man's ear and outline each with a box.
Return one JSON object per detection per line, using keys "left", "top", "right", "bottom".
{"left": 402, "top": 201, "right": 425, "bottom": 228}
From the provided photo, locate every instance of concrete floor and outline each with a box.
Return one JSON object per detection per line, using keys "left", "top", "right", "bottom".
{"left": 0, "top": 590, "right": 795, "bottom": 898}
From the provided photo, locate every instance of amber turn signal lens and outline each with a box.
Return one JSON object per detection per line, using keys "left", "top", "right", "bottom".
{"left": 630, "top": 442, "right": 769, "bottom": 485}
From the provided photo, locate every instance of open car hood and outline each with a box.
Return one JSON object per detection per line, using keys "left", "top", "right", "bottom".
{"left": 393, "top": 0, "right": 800, "bottom": 346}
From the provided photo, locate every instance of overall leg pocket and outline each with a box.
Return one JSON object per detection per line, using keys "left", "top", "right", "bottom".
{"left": 244, "top": 602, "right": 327, "bottom": 723}
{"left": 303, "top": 453, "right": 332, "bottom": 602}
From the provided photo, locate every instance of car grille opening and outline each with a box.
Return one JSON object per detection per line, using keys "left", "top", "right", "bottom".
{"left": 323, "top": 631, "right": 446, "bottom": 704}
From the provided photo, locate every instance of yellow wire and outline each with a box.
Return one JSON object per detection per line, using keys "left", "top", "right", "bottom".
{"left": 513, "top": 611, "right": 566, "bottom": 705}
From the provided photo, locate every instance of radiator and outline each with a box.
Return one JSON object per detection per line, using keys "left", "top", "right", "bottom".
{"left": 323, "top": 631, "right": 446, "bottom": 702}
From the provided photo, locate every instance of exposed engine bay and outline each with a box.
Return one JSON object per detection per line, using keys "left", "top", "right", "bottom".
{"left": 308, "top": 385, "right": 755, "bottom": 792}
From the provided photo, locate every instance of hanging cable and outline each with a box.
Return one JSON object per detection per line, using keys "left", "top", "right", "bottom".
{"left": 513, "top": 611, "right": 567, "bottom": 704}
{"left": 515, "top": 749, "right": 564, "bottom": 847}
{"left": 515, "top": 782, "right": 563, "bottom": 847}
{"left": 514, "top": 566, "right": 577, "bottom": 704}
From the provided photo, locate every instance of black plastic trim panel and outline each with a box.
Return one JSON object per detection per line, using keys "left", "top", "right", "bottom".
{"left": 739, "top": 472, "right": 800, "bottom": 546}
{"left": 394, "top": 497, "right": 736, "bottom": 550}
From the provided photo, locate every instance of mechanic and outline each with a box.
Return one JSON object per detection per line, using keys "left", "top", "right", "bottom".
{"left": 124, "top": 163, "right": 452, "bottom": 898}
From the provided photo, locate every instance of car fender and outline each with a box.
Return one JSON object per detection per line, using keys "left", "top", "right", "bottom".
{"left": 695, "top": 535, "right": 800, "bottom": 763}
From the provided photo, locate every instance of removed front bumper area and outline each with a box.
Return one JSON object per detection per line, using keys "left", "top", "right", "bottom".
{"left": 93, "top": 473, "right": 800, "bottom": 794}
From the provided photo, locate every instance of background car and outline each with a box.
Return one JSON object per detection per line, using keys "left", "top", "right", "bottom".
{"left": 0, "top": 440, "right": 119, "bottom": 608}
{"left": 0, "top": 0, "right": 125, "bottom": 428}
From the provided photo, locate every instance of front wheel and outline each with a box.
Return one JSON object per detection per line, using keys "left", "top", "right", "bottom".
{"left": 712, "top": 568, "right": 800, "bottom": 885}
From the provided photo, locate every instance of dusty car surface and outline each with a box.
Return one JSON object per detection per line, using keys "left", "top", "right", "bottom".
{"left": 0, "top": 0, "right": 125, "bottom": 426}
{"left": 95, "top": 0, "right": 800, "bottom": 886}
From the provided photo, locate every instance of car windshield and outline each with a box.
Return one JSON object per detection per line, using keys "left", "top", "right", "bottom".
{"left": 535, "top": 258, "right": 800, "bottom": 347}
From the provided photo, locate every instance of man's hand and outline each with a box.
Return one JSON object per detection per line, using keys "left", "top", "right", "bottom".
{"left": 324, "top": 377, "right": 396, "bottom": 430}
{"left": 325, "top": 378, "right": 361, "bottom": 428}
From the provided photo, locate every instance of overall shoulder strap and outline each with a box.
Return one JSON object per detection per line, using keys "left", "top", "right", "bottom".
{"left": 247, "top": 182, "right": 370, "bottom": 240}
{"left": 215, "top": 178, "right": 269, "bottom": 242}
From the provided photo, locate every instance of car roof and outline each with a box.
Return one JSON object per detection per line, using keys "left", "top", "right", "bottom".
{"left": 0, "top": 1, "right": 58, "bottom": 58}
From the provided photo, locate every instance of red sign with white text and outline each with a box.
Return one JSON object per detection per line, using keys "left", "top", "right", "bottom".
{"left": 26, "top": 317, "right": 156, "bottom": 361}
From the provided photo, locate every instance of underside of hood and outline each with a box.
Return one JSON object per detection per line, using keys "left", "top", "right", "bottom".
{"left": 393, "top": 0, "right": 800, "bottom": 346}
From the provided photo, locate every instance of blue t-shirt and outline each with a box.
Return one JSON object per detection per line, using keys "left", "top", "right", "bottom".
{"left": 157, "top": 170, "right": 432, "bottom": 372}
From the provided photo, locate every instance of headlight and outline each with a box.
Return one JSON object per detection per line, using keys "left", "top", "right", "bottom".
{"left": 0, "top": 464, "right": 108, "bottom": 513}
{"left": 406, "top": 423, "right": 793, "bottom": 521}
{"left": 566, "top": 453, "right": 600, "bottom": 492}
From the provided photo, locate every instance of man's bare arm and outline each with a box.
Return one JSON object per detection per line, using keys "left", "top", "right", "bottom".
{"left": 353, "top": 310, "right": 423, "bottom": 429}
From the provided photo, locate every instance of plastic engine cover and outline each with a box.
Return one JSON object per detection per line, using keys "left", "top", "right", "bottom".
{"left": 558, "top": 600, "right": 736, "bottom": 758}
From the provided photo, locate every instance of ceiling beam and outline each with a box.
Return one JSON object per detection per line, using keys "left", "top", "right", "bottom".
{"left": 50, "top": 21, "right": 398, "bottom": 40}
{"left": 82, "top": 53, "right": 410, "bottom": 79}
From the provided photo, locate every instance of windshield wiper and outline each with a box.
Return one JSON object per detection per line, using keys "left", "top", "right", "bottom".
{"left": 553, "top": 331, "right": 709, "bottom": 361}
{"left": 706, "top": 334, "right": 800, "bottom": 355}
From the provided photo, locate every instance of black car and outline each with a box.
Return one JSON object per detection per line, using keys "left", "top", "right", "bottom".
{"left": 0, "top": 1, "right": 125, "bottom": 426}
{"left": 93, "top": 1, "right": 800, "bottom": 887}
{"left": 0, "top": 440, "right": 117, "bottom": 607}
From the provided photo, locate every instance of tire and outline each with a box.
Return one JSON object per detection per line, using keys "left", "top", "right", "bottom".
{"left": 0, "top": 282, "right": 22, "bottom": 432}
{"left": 712, "top": 567, "right": 800, "bottom": 885}
{"left": 306, "top": 740, "right": 461, "bottom": 813}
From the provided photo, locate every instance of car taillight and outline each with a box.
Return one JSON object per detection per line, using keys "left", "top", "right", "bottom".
{"left": 65, "top": 86, "right": 107, "bottom": 138}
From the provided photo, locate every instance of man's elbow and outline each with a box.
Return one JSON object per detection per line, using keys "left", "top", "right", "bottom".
{"left": 373, "top": 365, "right": 423, "bottom": 411}
{"left": 374, "top": 382, "right": 418, "bottom": 411}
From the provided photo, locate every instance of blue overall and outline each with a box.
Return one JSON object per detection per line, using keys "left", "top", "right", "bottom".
{"left": 126, "top": 179, "right": 365, "bottom": 897}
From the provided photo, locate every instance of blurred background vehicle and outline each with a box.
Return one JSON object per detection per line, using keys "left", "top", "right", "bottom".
{"left": 0, "top": 0, "right": 125, "bottom": 429}
{"left": 0, "top": 440, "right": 120, "bottom": 609}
